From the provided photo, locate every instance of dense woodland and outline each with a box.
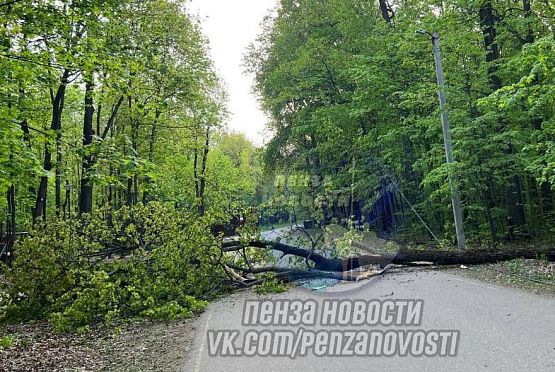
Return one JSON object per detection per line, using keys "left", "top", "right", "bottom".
{"left": 0, "top": 0, "right": 263, "bottom": 243}
{"left": 247, "top": 0, "right": 555, "bottom": 245}
{"left": 0, "top": 0, "right": 554, "bottom": 330}
{"left": 0, "top": 0, "right": 262, "bottom": 330}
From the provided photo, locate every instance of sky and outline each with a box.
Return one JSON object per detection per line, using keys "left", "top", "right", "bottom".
{"left": 188, "top": 0, "right": 277, "bottom": 146}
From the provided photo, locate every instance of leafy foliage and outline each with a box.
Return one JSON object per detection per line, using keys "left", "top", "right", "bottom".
{"left": 255, "top": 273, "right": 289, "bottom": 295}
{"left": 248, "top": 0, "right": 555, "bottom": 245}
{"left": 1, "top": 203, "right": 224, "bottom": 332}
{"left": 0, "top": 0, "right": 266, "bottom": 331}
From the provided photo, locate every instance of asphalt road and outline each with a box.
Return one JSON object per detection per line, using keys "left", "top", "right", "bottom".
{"left": 182, "top": 269, "right": 555, "bottom": 372}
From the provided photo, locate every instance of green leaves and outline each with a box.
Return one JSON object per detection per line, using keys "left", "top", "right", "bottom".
{"left": 1, "top": 203, "right": 223, "bottom": 331}
{"left": 250, "top": 0, "right": 555, "bottom": 243}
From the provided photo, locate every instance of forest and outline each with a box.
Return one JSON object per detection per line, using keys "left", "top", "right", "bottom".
{"left": 1, "top": 0, "right": 554, "bottom": 333}
{"left": 247, "top": 0, "right": 555, "bottom": 245}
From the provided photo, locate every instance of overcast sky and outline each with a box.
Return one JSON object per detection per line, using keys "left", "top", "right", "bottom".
{"left": 188, "top": 0, "right": 277, "bottom": 146}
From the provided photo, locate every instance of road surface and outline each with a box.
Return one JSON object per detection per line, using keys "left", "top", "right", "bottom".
{"left": 182, "top": 269, "right": 555, "bottom": 371}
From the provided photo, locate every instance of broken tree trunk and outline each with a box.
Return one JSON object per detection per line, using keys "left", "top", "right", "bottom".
{"left": 222, "top": 239, "right": 555, "bottom": 273}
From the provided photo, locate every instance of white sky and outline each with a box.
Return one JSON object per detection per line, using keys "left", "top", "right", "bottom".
{"left": 188, "top": 0, "right": 277, "bottom": 146}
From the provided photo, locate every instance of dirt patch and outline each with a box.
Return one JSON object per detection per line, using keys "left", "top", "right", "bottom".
{"left": 0, "top": 317, "right": 198, "bottom": 371}
{"left": 98, "top": 318, "right": 197, "bottom": 371}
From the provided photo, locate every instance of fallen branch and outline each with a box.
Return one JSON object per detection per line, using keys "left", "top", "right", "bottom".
{"left": 224, "top": 263, "right": 394, "bottom": 283}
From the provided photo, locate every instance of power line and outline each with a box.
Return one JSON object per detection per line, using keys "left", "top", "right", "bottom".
{"left": 371, "top": 158, "right": 445, "bottom": 247}
{"left": 390, "top": 178, "right": 443, "bottom": 247}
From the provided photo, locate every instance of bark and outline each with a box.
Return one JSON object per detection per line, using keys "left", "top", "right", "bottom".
{"left": 55, "top": 119, "right": 64, "bottom": 215}
{"left": 479, "top": 1, "right": 527, "bottom": 237}
{"left": 126, "top": 97, "right": 139, "bottom": 206}
{"left": 126, "top": 177, "right": 134, "bottom": 206}
{"left": 222, "top": 239, "right": 555, "bottom": 273}
{"left": 99, "top": 96, "right": 124, "bottom": 140}
{"left": 5, "top": 184, "right": 15, "bottom": 258}
{"left": 63, "top": 180, "right": 71, "bottom": 218}
{"left": 133, "top": 174, "right": 138, "bottom": 205}
{"left": 18, "top": 119, "right": 31, "bottom": 146}
{"left": 378, "top": 0, "right": 394, "bottom": 25}
{"left": 78, "top": 79, "right": 95, "bottom": 214}
{"left": 507, "top": 174, "right": 527, "bottom": 240}
{"left": 194, "top": 124, "right": 210, "bottom": 215}
{"left": 479, "top": 1, "right": 501, "bottom": 91}
{"left": 77, "top": 94, "right": 124, "bottom": 212}
{"left": 143, "top": 109, "right": 161, "bottom": 204}
{"left": 33, "top": 69, "right": 70, "bottom": 221}
{"left": 522, "top": 0, "right": 534, "bottom": 44}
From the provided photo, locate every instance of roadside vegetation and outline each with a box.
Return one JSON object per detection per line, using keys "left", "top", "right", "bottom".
{"left": 0, "top": 0, "right": 261, "bottom": 343}
{"left": 451, "top": 259, "right": 555, "bottom": 296}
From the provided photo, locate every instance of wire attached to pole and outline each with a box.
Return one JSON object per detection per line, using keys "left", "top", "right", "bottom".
{"left": 373, "top": 159, "right": 445, "bottom": 248}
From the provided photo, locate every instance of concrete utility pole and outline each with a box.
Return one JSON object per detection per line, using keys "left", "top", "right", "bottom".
{"left": 417, "top": 30, "right": 466, "bottom": 249}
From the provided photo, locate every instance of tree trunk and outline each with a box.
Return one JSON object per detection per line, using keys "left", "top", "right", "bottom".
{"left": 194, "top": 124, "right": 210, "bottom": 215}
{"left": 79, "top": 79, "right": 95, "bottom": 214}
{"left": 479, "top": 1, "right": 501, "bottom": 91}
{"left": 33, "top": 69, "right": 70, "bottom": 221}
{"left": 143, "top": 109, "right": 161, "bottom": 204}
{"left": 126, "top": 178, "right": 134, "bottom": 206}
{"left": 522, "top": 0, "right": 534, "bottom": 44}
{"left": 223, "top": 239, "right": 555, "bottom": 274}
{"left": 479, "top": 1, "right": 527, "bottom": 238}
{"left": 507, "top": 175, "right": 527, "bottom": 240}
{"left": 54, "top": 95, "right": 66, "bottom": 216}
{"left": 5, "top": 184, "right": 15, "bottom": 257}
{"left": 378, "top": 0, "right": 394, "bottom": 25}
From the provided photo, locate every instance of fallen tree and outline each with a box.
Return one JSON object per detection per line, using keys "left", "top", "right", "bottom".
{"left": 84, "top": 235, "right": 555, "bottom": 285}
{"left": 221, "top": 239, "right": 555, "bottom": 284}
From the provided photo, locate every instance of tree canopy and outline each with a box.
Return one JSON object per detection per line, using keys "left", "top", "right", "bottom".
{"left": 247, "top": 0, "right": 555, "bottom": 245}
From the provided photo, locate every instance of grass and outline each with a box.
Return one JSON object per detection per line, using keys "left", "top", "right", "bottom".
{"left": 0, "top": 334, "right": 15, "bottom": 349}
{"left": 450, "top": 258, "right": 554, "bottom": 296}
